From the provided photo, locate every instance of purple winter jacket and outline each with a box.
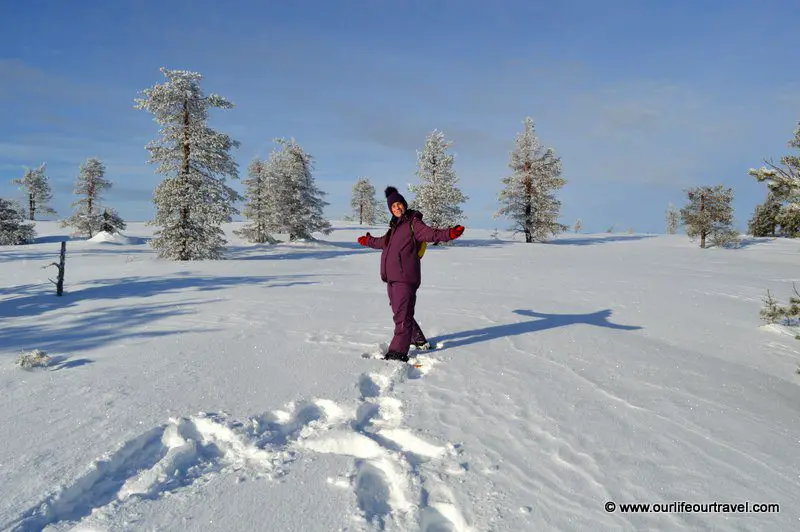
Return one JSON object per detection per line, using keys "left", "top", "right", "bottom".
{"left": 365, "top": 210, "right": 451, "bottom": 286}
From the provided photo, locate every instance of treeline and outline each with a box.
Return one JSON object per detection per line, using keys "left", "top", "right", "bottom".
{"left": 3, "top": 67, "right": 800, "bottom": 256}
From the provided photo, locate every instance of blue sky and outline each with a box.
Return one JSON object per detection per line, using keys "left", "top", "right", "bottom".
{"left": 1, "top": 0, "right": 799, "bottom": 233}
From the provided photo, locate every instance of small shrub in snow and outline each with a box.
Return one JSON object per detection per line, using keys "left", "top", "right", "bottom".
{"left": 99, "top": 207, "right": 126, "bottom": 234}
{"left": 16, "top": 349, "right": 53, "bottom": 369}
{"left": 760, "top": 290, "right": 782, "bottom": 324}
{"left": 760, "top": 285, "right": 800, "bottom": 326}
{"left": 666, "top": 202, "right": 680, "bottom": 234}
{"left": 709, "top": 228, "right": 742, "bottom": 249}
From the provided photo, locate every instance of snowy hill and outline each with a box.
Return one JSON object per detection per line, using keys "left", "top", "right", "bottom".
{"left": 1, "top": 222, "right": 798, "bottom": 531}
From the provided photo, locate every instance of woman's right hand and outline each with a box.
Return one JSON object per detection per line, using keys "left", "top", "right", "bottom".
{"left": 357, "top": 233, "right": 371, "bottom": 246}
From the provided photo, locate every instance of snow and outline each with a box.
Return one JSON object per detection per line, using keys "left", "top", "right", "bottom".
{"left": 85, "top": 231, "right": 134, "bottom": 245}
{"left": 1, "top": 222, "right": 799, "bottom": 531}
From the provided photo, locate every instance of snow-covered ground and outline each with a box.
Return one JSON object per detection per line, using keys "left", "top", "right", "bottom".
{"left": 1, "top": 222, "right": 798, "bottom": 531}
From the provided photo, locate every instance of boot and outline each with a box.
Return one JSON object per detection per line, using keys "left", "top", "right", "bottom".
{"left": 384, "top": 350, "right": 409, "bottom": 362}
{"left": 412, "top": 340, "right": 431, "bottom": 351}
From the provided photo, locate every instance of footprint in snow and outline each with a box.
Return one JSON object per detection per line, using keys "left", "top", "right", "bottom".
{"left": 298, "top": 356, "right": 468, "bottom": 530}
{"left": 5, "top": 400, "right": 344, "bottom": 532}
{"left": 8, "top": 345, "right": 464, "bottom": 531}
{"left": 359, "top": 372, "right": 392, "bottom": 398}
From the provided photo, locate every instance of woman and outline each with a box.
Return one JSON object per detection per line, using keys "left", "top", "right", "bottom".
{"left": 357, "top": 186, "right": 465, "bottom": 362}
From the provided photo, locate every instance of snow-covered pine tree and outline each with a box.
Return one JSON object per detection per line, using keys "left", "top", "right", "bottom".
{"left": 573, "top": 218, "right": 582, "bottom": 233}
{"left": 61, "top": 158, "right": 113, "bottom": 238}
{"left": 256, "top": 146, "right": 289, "bottom": 240}
{"left": 12, "top": 163, "right": 56, "bottom": 221}
{"left": 495, "top": 117, "right": 566, "bottom": 243}
{"left": 134, "top": 68, "right": 241, "bottom": 260}
{"left": 350, "top": 177, "right": 381, "bottom": 225}
{"left": 0, "top": 198, "right": 36, "bottom": 245}
{"left": 749, "top": 120, "right": 800, "bottom": 238}
{"left": 100, "top": 207, "right": 127, "bottom": 234}
{"left": 747, "top": 192, "right": 781, "bottom": 237}
{"left": 408, "top": 130, "right": 467, "bottom": 239}
{"left": 236, "top": 158, "right": 277, "bottom": 244}
{"left": 262, "top": 138, "right": 331, "bottom": 241}
{"left": 680, "top": 185, "right": 739, "bottom": 248}
{"left": 666, "top": 202, "right": 680, "bottom": 234}
{"left": 778, "top": 205, "right": 800, "bottom": 237}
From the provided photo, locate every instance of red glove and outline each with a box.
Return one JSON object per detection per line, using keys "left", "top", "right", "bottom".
{"left": 449, "top": 225, "right": 465, "bottom": 240}
{"left": 357, "top": 232, "right": 371, "bottom": 246}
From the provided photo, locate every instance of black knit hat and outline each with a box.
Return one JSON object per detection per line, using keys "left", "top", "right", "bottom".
{"left": 385, "top": 186, "right": 407, "bottom": 211}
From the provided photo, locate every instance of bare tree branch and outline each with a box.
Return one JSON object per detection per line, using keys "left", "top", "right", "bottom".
{"left": 764, "top": 158, "right": 797, "bottom": 181}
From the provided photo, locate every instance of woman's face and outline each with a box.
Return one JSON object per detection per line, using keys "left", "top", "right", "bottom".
{"left": 391, "top": 201, "right": 406, "bottom": 218}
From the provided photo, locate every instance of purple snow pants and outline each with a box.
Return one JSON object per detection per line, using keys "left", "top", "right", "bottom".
{"left": 387, "top": 282, "right": 427, "bottom": 354}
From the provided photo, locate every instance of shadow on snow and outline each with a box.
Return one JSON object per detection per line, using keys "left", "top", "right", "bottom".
{"left": 227, "top": 238, "right": 382, "bottom": 260}
{"left": 431, "top": 309, "right": 642, "bottom": 350}
{"left": 735, "top": 237, "right": 780, "bottom": 249}
{"left": 0, "top": 242, "right": 152, "bottom": 264}
{"left": 32, "top": 235, "right": 76, "bottom": 244}
{"left": 0, "top": 249, "right": 69, "bottom": 264}
{"left": 0, "top": 274, "right": 318, "bottom": 320}
{"left": 48, "top": 355, "right": 95, "bottom": 370}
{"left": 546, "top": 235, "right": 657, "bottom": 246}
{"left": 447, "top": 239, "right": 513, "bottom": 248}
{"left": 227, "top": 236, "right": 513, "bottom": 260}
{"left": 1, "top": 299, "right": 213, "bottom": 355}
{"left": 0, "top": 274, "right": 319, "bottom": 354}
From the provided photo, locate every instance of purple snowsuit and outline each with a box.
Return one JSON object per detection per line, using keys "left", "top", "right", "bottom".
{"left": 364, "top": 210, "right": 452, "bottom": 355}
